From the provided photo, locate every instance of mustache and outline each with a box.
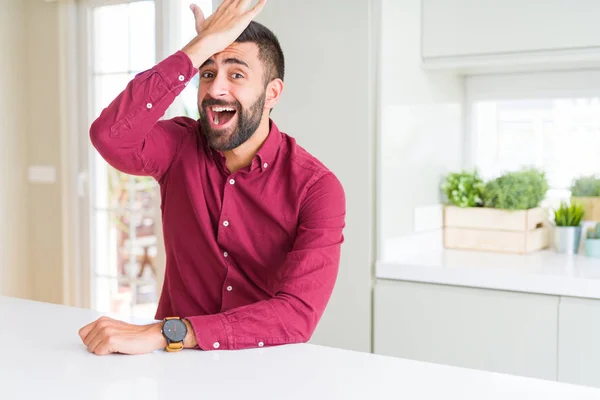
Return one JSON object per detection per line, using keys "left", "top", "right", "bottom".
{"left": 201, "top": 97, "right": 241, "bottom": 110}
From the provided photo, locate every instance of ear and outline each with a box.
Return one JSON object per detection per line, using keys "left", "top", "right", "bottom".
{"left": 264, "top": 78, "right": 284, "bottom": 110}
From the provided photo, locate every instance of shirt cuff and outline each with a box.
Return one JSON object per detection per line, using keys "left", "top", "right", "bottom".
{"left": 153, "top": 50, "right": 197, "bottom": 92}
{"left": 187, "top": 313, "right": 233, "bottom": 351}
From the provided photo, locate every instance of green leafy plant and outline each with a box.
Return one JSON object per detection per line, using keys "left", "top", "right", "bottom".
{"left": 554, "top": 202, "right": 585, "bottom": 227}
{"left": 483, "top": 168, "right": 549, "bottom": 210}
{"left": 570, "top": 175, "right": 600, "bottom": 197}
{"left": 441, "top": 169, "right": 485, "bottom": 208}
{"left": 586, "top": 223, "right": 600, "bottom": 239}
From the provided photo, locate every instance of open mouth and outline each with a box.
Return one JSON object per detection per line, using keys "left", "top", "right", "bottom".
{"left": 206, "top": 106, "right": 237, "bottom": 129}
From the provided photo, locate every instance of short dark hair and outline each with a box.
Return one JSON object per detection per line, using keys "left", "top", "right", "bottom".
{"left": 235, "top": 21, "right": 285, "bottom": 86}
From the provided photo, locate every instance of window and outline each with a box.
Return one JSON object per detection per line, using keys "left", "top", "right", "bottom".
{"left": 90, "top": 0, "right": 159, "bottom": 318}
{"left": 467, "top": 70, "right": 600, "bottom": 209}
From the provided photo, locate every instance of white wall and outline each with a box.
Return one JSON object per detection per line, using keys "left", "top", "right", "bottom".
{"left": 218, "top": 0, "right": 378, "bottom": 352}
{"left": 0, "top": 0, "right": 31, "bottom": 298}
{"left": 378, "top": 0, "right": 464, "bottom": 259}
{"left": 25, "top": 1, "right": 65, "bottom": 304}
{"left": 0, "top": 0, "right": 66, "bottom": 303}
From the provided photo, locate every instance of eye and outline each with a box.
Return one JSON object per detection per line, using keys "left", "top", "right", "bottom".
{"left": 200, "top": 71, "right": 214, "bottom": 79}
{"left": 231, "top": 73, "right": 244, "bottom": 79}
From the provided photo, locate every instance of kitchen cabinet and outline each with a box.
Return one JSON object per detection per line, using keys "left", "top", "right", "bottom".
{"left": 558, "top": 296, "right": 600, "bottom": 387}
{"left": 421, "top": 0, "right": 600, "bottom": 69}
{"left": 374, "top": 279, "right": 559, "bottom": 380}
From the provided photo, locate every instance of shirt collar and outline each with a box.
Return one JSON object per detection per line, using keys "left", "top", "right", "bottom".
{"left": 256, "top": 119, "right": 282, "bottom": 171}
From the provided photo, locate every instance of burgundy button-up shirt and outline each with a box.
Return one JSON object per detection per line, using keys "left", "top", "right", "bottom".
{"left": 90, "top": 51, "right": 346, "bottom": 351}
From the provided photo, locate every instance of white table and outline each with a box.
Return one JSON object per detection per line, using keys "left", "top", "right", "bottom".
{"left": 2, "top": 296, "right": 600, "bottom": 399}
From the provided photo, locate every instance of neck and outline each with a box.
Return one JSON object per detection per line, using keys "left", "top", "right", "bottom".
{"left": 223, "top": 114, "right": 271, "bottom": 173}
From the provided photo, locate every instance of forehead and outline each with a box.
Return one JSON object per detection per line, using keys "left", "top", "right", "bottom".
{"left": 206, "top": 42, "right": 261, "bottom": 69}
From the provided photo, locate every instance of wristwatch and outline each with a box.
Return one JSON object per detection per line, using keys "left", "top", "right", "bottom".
{"left": 161, "top": 317, "right": 188, "bottom": 352}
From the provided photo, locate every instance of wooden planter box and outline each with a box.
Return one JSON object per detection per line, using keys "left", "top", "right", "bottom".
{"left": 443, "top": 206, "right": 549, "bottom": 254}
{"left": 571, "top": 197, "right": 600, "bottom": 222}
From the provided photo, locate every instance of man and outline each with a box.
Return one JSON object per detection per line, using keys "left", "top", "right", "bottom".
{"left": 79, "top": 0, "right": 346, "bottom": 355}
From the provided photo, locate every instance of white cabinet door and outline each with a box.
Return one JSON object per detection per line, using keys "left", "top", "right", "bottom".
{"left": 422, "top": 0, "right": 600, "bottom": 59}
{"left": 374, "top": 279, "right": 559, "bottom": 380}
{"left": 558, "top": 297, "right": 600, "bottom": 388}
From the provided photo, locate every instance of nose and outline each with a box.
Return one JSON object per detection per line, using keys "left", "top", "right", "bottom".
{"left": 206, "top": 72, "right": 230, "bottom": 98}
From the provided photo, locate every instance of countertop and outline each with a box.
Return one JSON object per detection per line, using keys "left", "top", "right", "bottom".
{"left": 2, "top": 295, "right": 600, "bottom": 399}
{"left": 377, "top": 248, "right": 600, "bottom": 299}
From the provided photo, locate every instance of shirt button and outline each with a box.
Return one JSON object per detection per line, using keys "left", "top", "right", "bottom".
{"left": 178, "top": 74, "right": 185, "bottom": 81}
{"left": 258, "top": 342, "right": 264, "bottom": 347}
{"left": 213, "top": 342, "right": 220, "bottom": 349}
{"left": 229, "top": 179, "right": 235, "bottom": 185}
{"left": 263, "top": 163, "right": 268, "bottom": 169}
{"left": 146, "top": 103, "right": 153, "bottom": 109}
{"left": 223, "top": 221, "right": 229, "bottom": 227}
{"left": 223, "top": 251, "right": 228, "bottom": 257}
{"left": 226, "top": 285, "right": 233, "bottom": 292}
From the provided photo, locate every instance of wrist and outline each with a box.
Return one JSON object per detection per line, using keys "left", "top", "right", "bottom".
{"left": 181, "top": 35, "right": 213, "bottom": 69}
{"left": 149, "top": 322, "right": 167, "bottom": 350}
{"left": 182, "top": 318, "right": 197, "bottom": 348}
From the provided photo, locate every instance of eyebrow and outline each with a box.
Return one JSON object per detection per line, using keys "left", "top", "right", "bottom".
{"left": 199, "top": 57, "right": 250, "bottom": 69}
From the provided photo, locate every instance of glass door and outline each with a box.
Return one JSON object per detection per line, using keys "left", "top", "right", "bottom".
{"left": 88, "top": 0, "right": 159, "bottom": 318}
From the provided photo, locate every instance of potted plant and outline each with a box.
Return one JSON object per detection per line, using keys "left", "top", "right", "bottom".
{"left": 570, "top": 175, "right": 600, "bottom": 222}
{"left": 441, "top": 169, "right": 485, "bottom": 208}
{"left": 584, "top": 223, "right": 600, "bottom": 258}
{"left": 483, "top": 168, "right": 549, "bottom": 211}
{"left": 553, "top": 201, "right": 585, "bottom": 254}
{"left": 441, "top": 168, "right": 550, "bottom": 254}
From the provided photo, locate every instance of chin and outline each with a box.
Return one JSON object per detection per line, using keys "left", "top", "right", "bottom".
{"left": 207, "top": 132, "right": 235, "bottom": 151}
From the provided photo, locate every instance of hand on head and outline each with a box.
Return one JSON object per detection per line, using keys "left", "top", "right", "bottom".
{"left": 183, "top": 0, "right": 268, "bottom": 68}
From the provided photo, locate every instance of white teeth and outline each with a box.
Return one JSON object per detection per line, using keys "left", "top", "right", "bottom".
{"left": 212, "top": 106, "right": 235, "bottom": 112}
{"left": 214, "top": 113, "right": 220, "bottom": 125}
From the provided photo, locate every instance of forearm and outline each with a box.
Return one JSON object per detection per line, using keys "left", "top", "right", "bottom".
{"left": 183, "top": 319, "right": 198, "bottom": 348}
{"left": 185, "top": 286, "right": 333, "bottom": 351}
{"left": 89, "top": 51, "right": 196, "bottom": 176}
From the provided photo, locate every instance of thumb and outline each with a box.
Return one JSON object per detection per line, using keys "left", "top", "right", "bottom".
{"left": 190, "top": 4, "right": 206, "bottom": 30}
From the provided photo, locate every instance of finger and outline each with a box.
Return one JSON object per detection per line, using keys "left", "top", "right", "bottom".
{"left": 236, "top": 0, "right": 253, "bottom": 10}
{"left": 93, "top": 339, "right": 112, "bottom": 356}
{"left": 87, "top": 330, "right": 106, "bottom": 353}
{"left": 82, "top": 317, "right": 114, "bottom": 346}
{"left": 247, "top": 0, "right": 267, "bottom": 18}
{"left": 215, "top": 0, "right": 236, "bottom": 14}
{"left": 190, "top": 4, "right": 205, "bottom": 25}
{"left": 78, "top": 319, "right": 99, "bottom": 342}
{"left": 83, "top": 324, "right": 106, "bottom": 349}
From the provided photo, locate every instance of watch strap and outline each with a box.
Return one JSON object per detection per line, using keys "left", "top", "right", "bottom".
{"left": 165, "top": 341, "right": 184, "bottom": 352}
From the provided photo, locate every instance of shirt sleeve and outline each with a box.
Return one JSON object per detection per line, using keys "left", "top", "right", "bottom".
{"left": 89, "top": 50, "right": 198, "bottom": 181}
{"left": 186, "top": 172, "right": 346, "bottom": 350}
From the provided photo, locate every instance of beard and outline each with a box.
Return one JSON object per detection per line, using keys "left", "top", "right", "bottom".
{"left": 199, "top": 91, "right": 266, "bottom": 152}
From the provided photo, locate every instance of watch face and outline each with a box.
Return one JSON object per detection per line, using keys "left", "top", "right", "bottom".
{"left": 163, "top": 319, "right": 187, "bottom": 342}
